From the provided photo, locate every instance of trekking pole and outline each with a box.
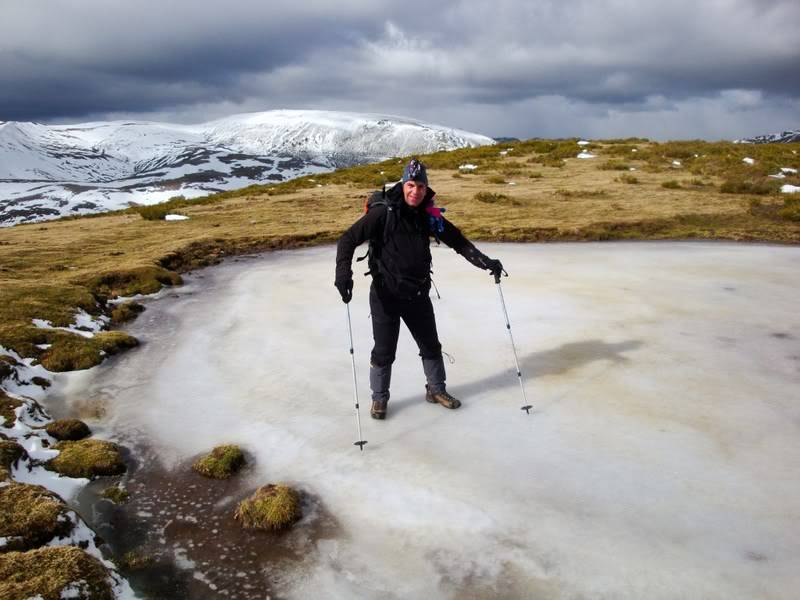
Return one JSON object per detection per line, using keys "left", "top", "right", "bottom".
{"left": 346, "top": 303, "right": 368, "bottom": 450}
{"left": 495, "top": 277, "right": 532, "bottom": 414}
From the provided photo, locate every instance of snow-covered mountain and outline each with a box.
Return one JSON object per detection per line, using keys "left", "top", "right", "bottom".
{"left": 0, "top": 110, "right": 494, "bottom": 226}
{"left": 735, "top": 129, "right": 800, "bottom": 144}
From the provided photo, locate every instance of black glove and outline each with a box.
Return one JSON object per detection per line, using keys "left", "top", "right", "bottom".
{"left": 335, "top": 278, "right": 353, "bottom": 303}
{"left": 487, "top": 259, "right": 506, "bottom": 283}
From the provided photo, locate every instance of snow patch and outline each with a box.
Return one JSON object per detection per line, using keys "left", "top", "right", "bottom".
{"left": 577, "top": 152, "right": 595, "bottom": 159}
{"left": 743, "top": 157, "right": 755, "bottom": 165}
{"left": 577, "top": 140, "right": 590, "bottom": 146}
{"left": 781, "top": 184, "right": 800, "bottom": 193}
{"left": 458, "top": 164, "right": 478, "bottom": 171}
{"left": 781, "top": 167, "right": 797, "bottom": 174}
{"left": 165, "top": 214, "right": 189, "bottom": 221}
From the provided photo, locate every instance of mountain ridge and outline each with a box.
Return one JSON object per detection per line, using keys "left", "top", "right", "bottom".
{"left": 0, "top": 110, "right": 494, "bottom": 226}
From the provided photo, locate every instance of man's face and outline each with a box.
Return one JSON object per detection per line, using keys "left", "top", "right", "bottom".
{"left": 403, "top": 180, "right": 427, "bottom": 207}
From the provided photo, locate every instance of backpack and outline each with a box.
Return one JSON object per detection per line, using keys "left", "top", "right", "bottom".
{"left": 355, "top": 186, "right": 397, "bottom": 277}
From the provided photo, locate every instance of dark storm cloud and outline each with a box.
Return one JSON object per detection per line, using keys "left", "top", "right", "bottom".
{"left": 1, "top": 0, "right": 798, "bottom": 138}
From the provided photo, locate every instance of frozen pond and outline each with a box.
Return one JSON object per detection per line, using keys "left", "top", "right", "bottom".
{"left": 54, "top": 242, "right": 800, "bottom": 599}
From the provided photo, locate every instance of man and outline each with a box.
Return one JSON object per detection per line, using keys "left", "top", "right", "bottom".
{"left": 335, "top": 158, "right": 505, "bottom": 420}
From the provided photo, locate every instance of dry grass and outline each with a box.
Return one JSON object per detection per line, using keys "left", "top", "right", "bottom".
{"left": 0, "top": 139, "right": 798, "bottom": 370}
{"left": 0, "top": 546, "right": 114, "bottom": 600}
{"left": 0, "top": 482, "right": 73, "bottom": 551}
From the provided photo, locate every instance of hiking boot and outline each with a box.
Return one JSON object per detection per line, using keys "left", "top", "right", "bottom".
{"left": 370, "top": 399, "right": 388, "bottom": 420}
{"left": 425, "top": 385, "right": 461, "bottom": 409}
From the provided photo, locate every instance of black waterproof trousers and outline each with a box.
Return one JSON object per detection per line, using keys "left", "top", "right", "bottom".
{"left": 369, "top": 283, "right": 446, "bottom": 400}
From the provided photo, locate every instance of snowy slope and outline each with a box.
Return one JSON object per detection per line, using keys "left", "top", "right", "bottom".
{"left": 734, "top": 129, "right": 800, "bottom": 144}
{"left": 0, "top": 110, "right": 494, "bottom": 226}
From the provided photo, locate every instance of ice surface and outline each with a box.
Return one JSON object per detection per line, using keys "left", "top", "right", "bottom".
{"left": 52, "top": 242, "right": 800, "bottom": 599}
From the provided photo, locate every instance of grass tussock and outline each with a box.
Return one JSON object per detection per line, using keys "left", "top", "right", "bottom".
{"left": 234, "top": 484, "right": 302, "bottom": 531}
{"left": 45, "top": 419, "right": 91, "bottom": 441}
{"left": 109, "top": 301, "right": 145, "bottom": 325}
{"left": 0, "top": 546, "right": 114, "bottom": 600}
{"left": 192, "top": 444, "right": 246, "bottom": 479}
{"left": 0, "top": 482, "right": 72, "bottom": 551}
{"left": 39, "top": 330, "right": 139, "bottom": 372}
{"left": 720, "top": 179, "right": 779, "bottom": 195}
{"left": 0, "top": 440, "right": 27, "bottom": 481}
{"left": 0, "top": 391, "right": 22, "bottom": 428}
{"left": 485, "top": 175, "right": 508, "bottom": 184}
{"left": 778, "top": 196, "right": 800, "bottom": 221}
{"left": 662, "top": 180, "right": 682, "bottom": 189}
{"left": 599, "top": 160, "right": 633, "bottom": 171}
{"left": 474, "top": 192, "right": 520, "bottom": 206}
{"left": 85, "top": 266, "right": 182, "bottom": 300}
{"left": 617, "top": 174, "right": 640, "bottom": 184}
{"left": 102, "top": 485, "right": 129, "bottom": 504}
{"left": 46, "top": 439, "right": 126, "bottom": 479}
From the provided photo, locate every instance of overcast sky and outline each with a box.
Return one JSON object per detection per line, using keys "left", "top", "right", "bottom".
{"left": 1, "top": 0, "right": 798, "bottom": 139}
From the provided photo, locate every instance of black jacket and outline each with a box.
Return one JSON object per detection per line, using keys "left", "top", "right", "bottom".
{"left": 335, "top": 182, "right": 493, "bottom": 299}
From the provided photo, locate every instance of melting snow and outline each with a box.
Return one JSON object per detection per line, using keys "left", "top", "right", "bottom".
{"left": 781, "top": 184, "right": 800, "bottom": 193}
{"left": 781, "top": 167, "right": 797, "bottom": 174}
{"left": 576, "top": 152, "right": 595, "bottom": 159}
{"left": 165, "top": 214, "right": 190, "bottom": 221}
{"left": 743, "top": 157, "right": 755, "bottom": 165}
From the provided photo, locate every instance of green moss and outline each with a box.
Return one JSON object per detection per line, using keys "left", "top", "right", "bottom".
{"left": 46, "top": 439, "right": 126, "bottom": 479}
{"left": 109, "top": 301, "right": 145, "bottom": 325}
{"left": 0, "top": 482, "right": 73, "bottom": 551}
{"left": 39, "top": 330, "right": 139, "bottom": 372}
{"left": 0, "top": 546, "right": 114, "bottom": 600}
{"left": 0, "top": 391, "right": 22, "bottom": 428}
{"left": 101, "top": 485, "right": 129, "bottom": 504}
{"left": 234, "top": 484, "right": 302, "bottom": 531}
{"left": 192, "top": 444, "right": 246, "bottom": 479}
{"left": 45, "top": 419, "right": 91, "bottom": 441}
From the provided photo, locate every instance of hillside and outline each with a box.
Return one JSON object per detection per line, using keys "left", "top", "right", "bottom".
{"left": 0, "top": 137, "right": 799, "bottom": 375}
{"left": 0, "top": 110, "right": 493, "bottom": 226}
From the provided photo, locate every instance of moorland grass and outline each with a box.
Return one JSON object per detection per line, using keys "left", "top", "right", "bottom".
{"left": 0, "top": 138, "right": 798, "bottom": 373}
{"left": 192, "top": 444, "right": 245, "bottom": 479}
{"left": 0, "top": 546, "right": 114, "bottom": 600}
{"left": 46, "top": 439, "right": 126, "bottom": 479}
{"left": 234, "top": 484, "right": 302, "bottom": 531}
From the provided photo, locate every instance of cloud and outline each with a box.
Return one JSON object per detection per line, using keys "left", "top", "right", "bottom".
{"left": 1, "top": 0, "right": 798, "bottom": 138}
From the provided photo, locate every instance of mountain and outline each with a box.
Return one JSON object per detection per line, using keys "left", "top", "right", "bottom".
{"left": 734, "top": 129, "right": 800, "bottom": 144}
{"left": 0, "top": 110, "right": 494, "bottom": 226}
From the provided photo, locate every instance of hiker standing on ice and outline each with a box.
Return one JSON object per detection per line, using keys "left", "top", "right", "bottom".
{"left": 335, "top": 158, "right": 505, "bottom": 420}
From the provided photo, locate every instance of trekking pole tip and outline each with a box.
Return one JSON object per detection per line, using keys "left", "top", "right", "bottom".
{"left": 521, "top": 405, "right": 532, "bottom": 415}
{"left": 354, "top": 440, "right": 368, "bottom": 450}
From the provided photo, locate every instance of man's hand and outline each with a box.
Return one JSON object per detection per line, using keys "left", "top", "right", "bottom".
{"left": 335, "top": 278, "right": 353, "bottom": 303}
{"left": 487, "top": 259, "right": 506, "bottom": 283}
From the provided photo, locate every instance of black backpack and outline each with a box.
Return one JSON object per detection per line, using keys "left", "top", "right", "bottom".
{"left": 356, "top": 186, "right": 398, "bottom": 277}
